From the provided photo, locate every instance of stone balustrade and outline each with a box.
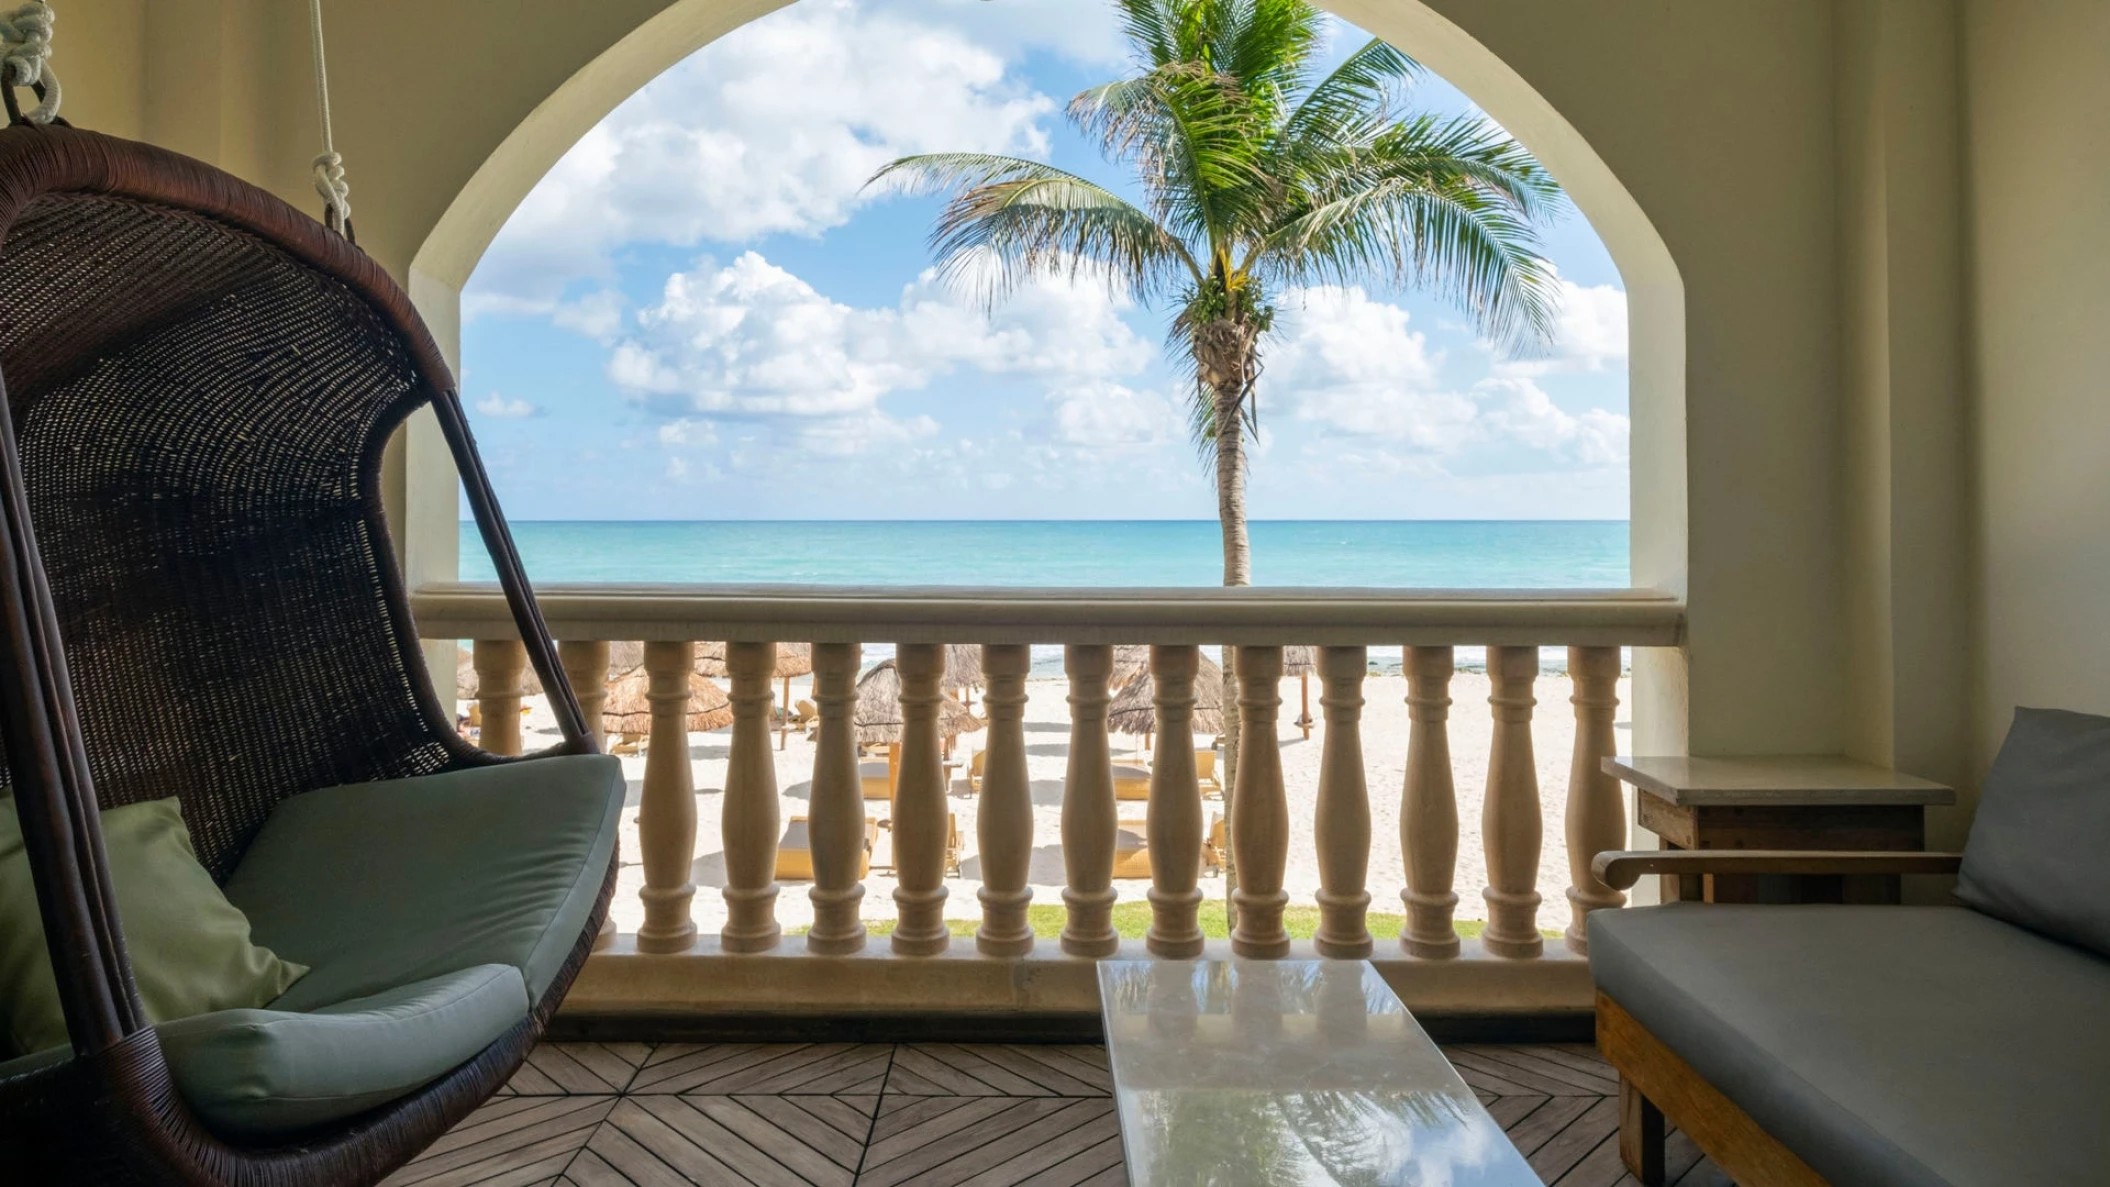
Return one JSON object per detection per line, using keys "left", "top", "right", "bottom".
{"left": 426, "top": 586, "right": 1679, "bottom": 1015}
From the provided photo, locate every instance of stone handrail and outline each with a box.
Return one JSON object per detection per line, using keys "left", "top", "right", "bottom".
{"left": 411, "top": 582, "right": 1683, "bottom": 645}
{"left": 423, "top": 584, "right": 1681, "bottom": 984}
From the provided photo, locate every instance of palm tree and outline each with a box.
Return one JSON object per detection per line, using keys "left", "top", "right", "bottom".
{"left": 873, "top": 0, "right": 1565, "bottom": 587}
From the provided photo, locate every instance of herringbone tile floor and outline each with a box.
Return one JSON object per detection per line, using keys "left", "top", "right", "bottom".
{"left": 383, "top": 1042, "right": 1729, "bottom": 1187}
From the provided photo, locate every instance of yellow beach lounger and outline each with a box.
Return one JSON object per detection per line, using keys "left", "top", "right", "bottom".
{"left": 774, "top": 816, "right": 879, "bottom": 882}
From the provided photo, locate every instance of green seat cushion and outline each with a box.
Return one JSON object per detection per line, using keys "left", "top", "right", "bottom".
{"left": 224, "top": 755, "right": 623, "bottom": 1012}
{"left": 1590, "top": 904, "right": 2110, "bottom": 1187}
{"left": 0, "top": 963, "right": 529, "bottom": 1140}
{"left": 160, "top": 963, "right": 529, "bottom": 1139}
{"left": 0, "top": 796, "right": 307, "bottom": 1056}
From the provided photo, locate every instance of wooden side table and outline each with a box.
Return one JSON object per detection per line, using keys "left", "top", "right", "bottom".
{"left": 1603, "top": 756, "right": 1957, "bottom": 904}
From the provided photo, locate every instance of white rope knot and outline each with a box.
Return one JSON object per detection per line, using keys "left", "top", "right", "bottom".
{"left": 312, "top": 151, "right": 351, "bottom": 228}
{"left": 0, "top": 1, "right": 59, "bottom": 124}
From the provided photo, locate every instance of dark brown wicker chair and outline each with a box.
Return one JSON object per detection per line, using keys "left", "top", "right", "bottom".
{"left": 0, "top": 124, "right": 608, "bottom": 1184}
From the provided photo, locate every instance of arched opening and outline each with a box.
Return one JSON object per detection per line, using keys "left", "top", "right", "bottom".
{"left": 408, "top": 0, "right": 1688, "bottom": 755}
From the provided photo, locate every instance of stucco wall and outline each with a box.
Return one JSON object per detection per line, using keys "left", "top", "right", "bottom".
{"left": 1834, "top": 0, "right": 1973, "bottom": 848}
{"left": 1963, "top": 2, "right": 2110, "bottom": 768}
{"left": 1399, "top": 1, "right": 1847, "bottom": 762}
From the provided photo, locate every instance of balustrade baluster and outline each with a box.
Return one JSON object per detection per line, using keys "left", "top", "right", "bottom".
{"left": 1401, "top": 647, "right": 1461, "bottom": 958}
{"left": 1482, "top": 645, "right": 1544, "bottom": 958}
{"left": 636, "top": 641, "right": 698, "bottom": 954}
{"left": 472, "top": 639, "right": 525, "bottom": 757}
{"left": 1145, "top": 645, "right": 1204, "bottom": 958}
{"left": 1061, "top": 645, "right": 1119, "bottom": 957}
{"left": 1564, "top": 646, "right": 1626, "bottom": 953}
{"left": 1313, "top": 645, "right": 1372, "bottom": 958}
{"left": 976, "top": 645, "right": 1033, "bottom": 956}
{"left": 1230, "top": 645, "right": 1290, "bottom": 958}
{"left": 806, "top": 643, "right": 866, "bottom": 955}
{"left": 891, "top": 644, "right": 950, "bottom": 955}
{"left": 557, "top": 640, "right": 611, "bottom": 751}
{"left": 721, "top": 642, "right": 781, "bottom": 953}
{"left": 558, "top": 640, "right": 616, "bottom": 949}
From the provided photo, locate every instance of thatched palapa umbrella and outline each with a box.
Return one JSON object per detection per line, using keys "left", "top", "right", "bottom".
{"left": 454, "top": 644, "right": 543, "bottom": 701}
{"left": 602, "top": 665, "right": 733, "bottom": 738}
{"left": 693, "top": 641, "right": 814, "bottom": 679}
{"left": 695, "top": 642, "right": 816, "bottom": 748}
{"left": 1107, "top": 653, "right": 1225, "bottom": 744}
{"left": 940, "top": 644, "right": 985, "bottom": 694}
{"left": 1109, "top": 645, "right": 1152, "bottom": 693}
{"left": 855, "top": 659, "right": 982, "bottom": 748}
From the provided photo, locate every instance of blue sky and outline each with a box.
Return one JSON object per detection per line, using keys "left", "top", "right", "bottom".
{"left": 460, "top": 0, "right": 1630, "bottom": 521}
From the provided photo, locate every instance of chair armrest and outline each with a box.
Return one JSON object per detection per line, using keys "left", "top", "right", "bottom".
{"left": 1591, "top": 850, "right": 1964, "bottom": 890}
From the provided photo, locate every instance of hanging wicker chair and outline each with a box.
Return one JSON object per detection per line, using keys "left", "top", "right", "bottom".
{"left": 0, "top": 123, "right": 616, "bottom": 1184}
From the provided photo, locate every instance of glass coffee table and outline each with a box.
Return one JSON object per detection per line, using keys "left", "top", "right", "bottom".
{"left": 1099, "top": 960, "right": 1541, "bottom": 1185}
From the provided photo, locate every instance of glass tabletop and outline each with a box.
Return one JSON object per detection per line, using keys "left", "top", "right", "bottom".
{"left": 1098, "top": 960, "right": 1540, "bottom": 1186}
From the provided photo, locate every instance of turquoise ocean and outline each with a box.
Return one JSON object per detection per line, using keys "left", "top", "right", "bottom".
{"left": 464, "top": 520, "right": 1629, "bottom": 589}
{"left": 462, "top": 520, "right": 1630, "bottom": 674}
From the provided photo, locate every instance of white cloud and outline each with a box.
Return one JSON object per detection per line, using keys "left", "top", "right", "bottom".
{"left": 1473, "top": 377, "right": 1630, "bottom": 467}
{"left": 656, "top": 419, "right": 718, "bottom": 448}
{"left": 467, "top": 0, "right": 1055, "bottom": 317}
{"left": 475, "top": 393, "right": 538, "bottom": 419}
{"left": 1265, "top": 286, "right": 1627, "bottom": 472}
{"left": 1274, "top": 285, "right": 1444, "bottom": 391}
{"left": 552, "top": 290, "right": 626, "bottom": 342}
{"left": 1495, "top": 275, "right": 1629, "bottom": 376}
{"left": 1049, "top": 384, "right": 1183, "bottom": 453}
{"left": 1270, "top": 285, "right": 1473, "bottom": 450}
{"left": 607, "top": 252, "right": 1151, "bottom": 455}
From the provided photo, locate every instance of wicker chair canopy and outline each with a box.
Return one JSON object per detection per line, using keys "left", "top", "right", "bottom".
{"left": 0, "top": 126, "right": 606, "bottom": 1185}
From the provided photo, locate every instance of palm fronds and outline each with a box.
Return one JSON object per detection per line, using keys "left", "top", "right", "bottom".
{"left": 869, "top": 153, "right": 1198, "bottom": 306}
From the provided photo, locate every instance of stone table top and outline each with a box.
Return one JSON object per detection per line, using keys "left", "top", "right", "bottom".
{"left": 1099, "top": 959, "right": 1540, "bottom": 1186}
{"left": 1603, "top": 754, "right": 1957, "bottom": 807}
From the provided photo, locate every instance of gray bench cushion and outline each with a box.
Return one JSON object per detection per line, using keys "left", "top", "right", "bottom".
{"left": 1591, "top": 905, "right": 2110, "bottom": 1187}
{"left": 1957, "top": 706, "right": 2110, "bottom": 958}
{"left": 160, "top": 963, "right": 528, "bottom": 1139}
{"left": 226, "top": 754, "right": 624, "bottom": 1012}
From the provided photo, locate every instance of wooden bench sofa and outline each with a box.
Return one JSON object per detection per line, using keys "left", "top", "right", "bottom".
{"left": 1586, "top": 707, "right": 2110, "bottom": 1187}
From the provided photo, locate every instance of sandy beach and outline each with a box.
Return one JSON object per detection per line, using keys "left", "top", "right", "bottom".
{"left": 497, "top": 669, "right": 1632, "bottom": 941}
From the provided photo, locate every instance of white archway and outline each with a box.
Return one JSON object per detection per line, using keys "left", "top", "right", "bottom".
{"left": 407, "top": 0, "right": 1689, "bottom": 753}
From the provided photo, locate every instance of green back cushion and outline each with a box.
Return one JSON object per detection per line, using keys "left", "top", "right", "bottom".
{"left": 0, "top": 796, "right": 307, "bottom": 1056}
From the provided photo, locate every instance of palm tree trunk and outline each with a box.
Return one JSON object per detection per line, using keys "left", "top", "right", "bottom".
{"left": 1214, "top": 379, "right": 1252, "bottom": 587}
{"left": 1203, "top": 331, "right": 1256, "bottom": 923}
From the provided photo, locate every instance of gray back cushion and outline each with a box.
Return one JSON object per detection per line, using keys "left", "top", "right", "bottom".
{"left": 1956, "top": 707, "right": 2110, "bottom": 957}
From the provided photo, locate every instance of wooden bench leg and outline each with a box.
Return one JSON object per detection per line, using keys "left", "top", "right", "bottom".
{"left": 1621, "top": 1076, "right": 1666, "bottom": 1185}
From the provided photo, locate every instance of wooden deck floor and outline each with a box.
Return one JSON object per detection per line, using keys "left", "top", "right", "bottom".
{"left": 384, "top": 1041, "right": 1729, "bottom": 1187}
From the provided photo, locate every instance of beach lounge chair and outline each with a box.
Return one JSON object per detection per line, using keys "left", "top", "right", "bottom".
{"left": 1110, "top": 814, "right": 1226, "bottom": 880}
{"left": 870, "top": 812, "right": 964, "bottom": 878}
{"left": 1113, "top": 819, "right": 1152, "bottom": 880}
{"left": 774, "top": 816, "right": 879, "bottom": 882}
{"left": 967, "top": 749, "right": 986, "bottom": 793}
{"left": 861, "top": 751, "right": 896, "bottom": 800}
{"left": 1197, "top": 748, "right": 1224, "bottom": 797}
{"left": 1114, "top": 762, "right": 1151, "bottom": 801}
